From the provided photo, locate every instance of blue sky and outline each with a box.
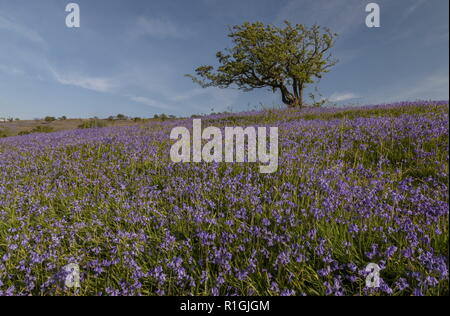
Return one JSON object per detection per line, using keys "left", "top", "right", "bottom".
{"left": 0, "top": 0, "right": 448, "bottom": 119}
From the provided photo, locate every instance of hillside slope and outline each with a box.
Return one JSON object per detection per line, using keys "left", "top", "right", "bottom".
{"left": 0, "top": 101, "right": 448, "bottom": 296}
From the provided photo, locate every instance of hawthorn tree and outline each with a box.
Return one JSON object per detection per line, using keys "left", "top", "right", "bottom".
{"left": 188, "top": 21, "right": 338, "bottom": 109}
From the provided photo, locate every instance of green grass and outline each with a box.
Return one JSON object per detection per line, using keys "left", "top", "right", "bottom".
{"left": 205, "top": 103, "right": 449, "bottom": 126}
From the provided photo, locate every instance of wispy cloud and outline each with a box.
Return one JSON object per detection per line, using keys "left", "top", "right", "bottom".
{"left": 52, "top": 70, "right": 116, "bottom": 93}
{"left": 0, "top": 64, "right": 25, "bottom": 76}
{"left": 135, "top": 17, "right": 195, "bottom": 39}
{"left": 0, "top": 15, "right": 45, "bottom": 45}
{"left": 168, "top": 89, "right": 207, "bottom": 102}
{"left": 393, "top": 70, "right": 449, "bottom": 101}
{"left": 364, "top": 68, "right": 449, "bottom": 104}
{"left": 51, "top": 65, "right": 177, "bottom": 111}
{"left": 402, "top": 0, "right": 427, "bottom": 20}
{"left": 329, "top": 92, "right": 359, "bottom": 102}
{"left": 130, "top": 96, "right": 173, "bottom": 110}
{"left": 275, "top": 0, "right": 366, "bottom": 36}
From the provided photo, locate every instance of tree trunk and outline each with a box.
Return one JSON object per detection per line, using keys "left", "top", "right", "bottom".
{"left": 293, "top": 79, "right": 299, "bottom": 100}
{"left": 280, "top": 83, "right": 305, "bottom": 109}
{"left": 280, "top": 85, "right": 296, "bottom": 108}
{"left": 298, "top": 83, "right": 304, "bottom": 109}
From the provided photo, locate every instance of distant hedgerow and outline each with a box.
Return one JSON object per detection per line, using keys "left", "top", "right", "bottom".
{"left": 18, "top": 125, "right": 54, "bottom": 136}
{"left": 78, "top": 120, "right": 107, "bottom": 129}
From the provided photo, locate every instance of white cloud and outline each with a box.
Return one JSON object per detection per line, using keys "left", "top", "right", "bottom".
{"left": 0, "top": 64, "right": 24, "bottom": 76}
{"left": 0, "top": 15, "right": 45, "bottom": 45}
{"left": 364, "top": 69, "right": 449, "bottom": 104}
{"left": 51, "top": 66, "right": 178, "bottom": 111}
{"left": 275, "top": 0, "right": 366, "bottom": 36}
{"left": 52, "top": 70, "right": 116, "bottom": 93}
{"left": 402, "top": 0, "right": 427, "bottom": 20}
{"left": 169, "top": 89, "right": 207, "bottom": 102}
{"left": 130, "top": 96, "right": 173, "bottom": 110}
{"left": 135, "top": 17, "right": 195, "bottom": 39}
{"left": 393, "top": 71, "right": 449, "bottom": 101}
{"left": 329, "top": 92, "right": 359, "bottom": 102}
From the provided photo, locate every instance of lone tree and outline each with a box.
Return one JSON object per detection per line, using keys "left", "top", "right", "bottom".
{"left": 188, "top": 21, "right": 338, "bottom": 108}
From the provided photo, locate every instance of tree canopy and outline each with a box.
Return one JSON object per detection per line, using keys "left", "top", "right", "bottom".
{"left": 188, "top": 21, "right": 338, "bottom": 108}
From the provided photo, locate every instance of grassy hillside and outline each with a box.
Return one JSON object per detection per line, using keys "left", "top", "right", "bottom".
{"left": 0, "top": 101, "right": 448, "bottom": 296}
{"left": 0, "top": 117, "right": 161, "bottom": 138}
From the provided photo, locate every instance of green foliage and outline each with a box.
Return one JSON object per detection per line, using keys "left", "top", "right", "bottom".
{"left": 116, "top": 114, "right": 127, "bottom": 120}
{"left": 0, "top": 128, "right": 9, "bottom": 138}
{"left": 154, "top": 114, "right": 173, "bottom": 121}
{"left": 78, "top": 120, "right": 107, "bottom": 129}
{"left": 18, "top": 125, "right": 54, "bottom": 136}
{"left": 32, "top": 125, "right": 54, "bottom": 133}
{"left": 188, "top": 21, "right": 338, "bottom": 108}
{"left": 44, "top": 116, "right": 57, "bottom": 122}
